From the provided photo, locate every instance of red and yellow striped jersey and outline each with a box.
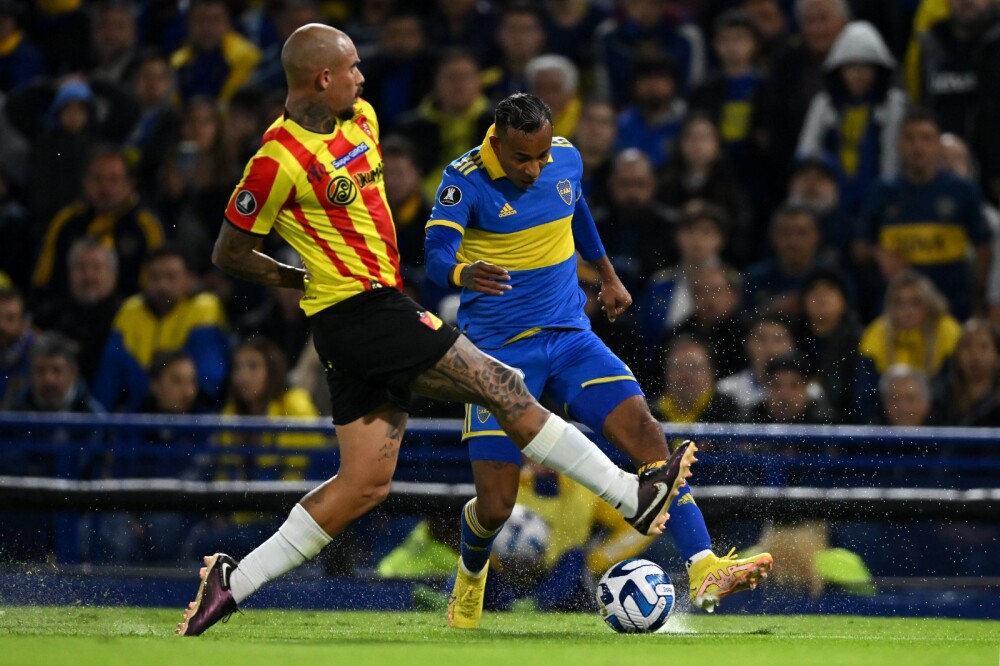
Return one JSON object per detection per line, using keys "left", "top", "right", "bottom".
{"left": 225, "top": 99, "right": 402, "bottom": 316}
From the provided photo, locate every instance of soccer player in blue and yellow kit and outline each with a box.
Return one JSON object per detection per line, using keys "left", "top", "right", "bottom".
{"left": 425, "top": 93, "right": 773, "bottom": 629}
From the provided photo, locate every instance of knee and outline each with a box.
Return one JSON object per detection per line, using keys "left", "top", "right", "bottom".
{"left": 476, "top": 493, "right": 516, "bottom": 531}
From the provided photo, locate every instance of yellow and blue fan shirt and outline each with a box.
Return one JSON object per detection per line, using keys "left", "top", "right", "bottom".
{"left": 92, "top": 293, "right": 229, "bottom": 411}
{"left": 424, "top": 126, "right": 606, "bottom": 349}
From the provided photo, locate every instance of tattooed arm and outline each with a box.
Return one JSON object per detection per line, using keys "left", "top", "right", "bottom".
{"left": 212, "top": 221, "right": 307, "bottom": 290}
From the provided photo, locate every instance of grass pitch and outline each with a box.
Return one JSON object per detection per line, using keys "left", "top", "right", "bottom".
{"left": 0, "top": 606, "right": 996, "bottom": 666}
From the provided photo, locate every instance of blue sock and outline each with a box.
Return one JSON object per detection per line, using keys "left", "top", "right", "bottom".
{"left": 666, "top": 485, "right": 713, "bottom": 562}
{"left": 460, "top": 498, "right": 500, "bottom": 575}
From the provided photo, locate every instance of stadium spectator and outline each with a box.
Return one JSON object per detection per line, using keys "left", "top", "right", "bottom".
{"left": 31, "top": 145, "right": 163, "bottom": 302}
{"left": 854, "top": 108, "right": 992, "bottom": 320}
{"left": 249, "top": 0, "right": 321, "bottom": 92}
{"left": 797, "top": 268, "right": 862, "bottom": 423}
{"left": 638, "top": 200, "right": 728, "bottom": 350}
{"left": 757, "top": 0, "right": 849, "bottom": 198}
{"left": 138, "top": 350, "right": 214, "bottom": 418}
{"left": 157, "top": 96, "right": 240, "bottom": 272}
{"left": 652, "top": 334, "right": 737, "bottom": 430}
{"left": 0, "top": 287, "right": 33, "bottom": 409}
{"left": 482, "top": 5, "right": 547, "bottom": 103}
{"left": 931, "top": 318, "right": 1000, "bottom": 426}
{"left": 742, "top": 0, "right": 790, "bottom": 69}
{"left": 854, "top": 269, "right": 961, "bottom": 423}
{"left": 6, "top": 77, "right": 139, "bottom": 228}
{"left": 938, "top": 132, "right": 1000, "bottom": 330}
{"left": 910, "top": 0, "right": 998, "bottom": 139}
{"left": 796, "top": 20, "right": 908, "bottom": 216}
{"left": 10, "top": 331, "right": 102, "bottom": 416}
{"left": 170, "top": 0, "right": 261, "bottom": 104}
{"left": 89, "top": 0, "right": 140, "bottom": 85}
{"left": 353, "top": 12, "right": 435, "bottom": 131}
{"left": 341, "top": 0, "right": 392, "bottom": 59}
{"left": 525, "top": 55, "right": 580, "bottom": 140}
{"left": 743, "top": 203, "right": 852, "bottom": 316}
{"left": 688, "top": 10, "right": 764, "bottom": 187}
{"left": 381, "top": 135, "right": 431, "bottom": 279}
{"left": 972, "top": 21, "right": 1000, "bottom": 202}
{"left": 0, "top": 159, "right": 30, "bottom": 291}
{"left": 595, "top": 0, "right": 705, "bottom": 105}
{"left": 786, "top": 155, "right": 853, "bottom": 266}
{"left": 718, "top": 313, "right": 802, "bottom": 412}
{"left": 3, "top": 332, "right": 102, "bottom": 563}
{"left": 33, "top": 238, "right": 121, "bottom": 383}
{"left": 657, "top": 113, "right": 752, "bottom": 265}
{"left": 745, "top": 353, "right": 836, "bottom": 426}
{"left": 540, "top": 0, "right": 611, "bottom": 72}
{"left": 573, "top": 99, "right": 617, "bottom": 209}
{"left": 396, "top": 49, "right": 493, "bottom": 201}
{"left": 614, "top": 54, "right": 686, "bottom": 169}
{"left": 126, "top": 49, "right": 182, "bottom": 200}
{"left": 665, "top": 265, "right": 748, "bottom": 379}
{"left": 878, "top": 364, "right": 935, "bottom": 427}
{"left": 92, "top": 247, "right": 228, "bottom": 412}
{"left": 424, "top": 0, "right": 498, "bottom": 61}
{"left": 593, "top": 149, "right": 676, "bottom": 287}
{"left": 0, "top": 0, "right": 46, "bottom": 93}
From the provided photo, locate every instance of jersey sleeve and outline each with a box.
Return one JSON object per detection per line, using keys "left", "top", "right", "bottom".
{"left": 962, "top": 180, "right": 991, "bottom": 245}
{"left": 424, "top": 167, "right": 475, "bottom": 288}
{"left": 224, "top": 152, "right": 293, "bottom": 236}
{"left": 571, "top": 193, "right": 606, "bottom": 262}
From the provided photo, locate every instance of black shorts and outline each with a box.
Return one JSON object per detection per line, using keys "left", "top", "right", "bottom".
{"left": 309, "top": 288, "right": 461, "bottom": 425}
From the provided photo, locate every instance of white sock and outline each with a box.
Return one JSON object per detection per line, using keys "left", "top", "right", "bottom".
{"left": 229, "top": 503, "right": 333, "bottom": 604}
{"left": 521, "top": 414, "right": 638, "bottom": 517}
{"left": 686, "top": 549, "right": 713, "bottom": 570}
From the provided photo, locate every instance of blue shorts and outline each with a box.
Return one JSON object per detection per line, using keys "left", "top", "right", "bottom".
{"left": 463, "top": 328, "right": 643, "bottom": 465}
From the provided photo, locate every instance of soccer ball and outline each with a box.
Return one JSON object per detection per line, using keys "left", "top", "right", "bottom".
{"left": 596, "top": 558, "right": 675, "bottom": 633}
{"left": 493, "top": 504, "right": 549, "bottom": 566}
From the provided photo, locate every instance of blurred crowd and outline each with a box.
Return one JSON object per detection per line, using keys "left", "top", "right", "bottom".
{"left": 4, "top": 0, "right": 1000, "bottom": 451}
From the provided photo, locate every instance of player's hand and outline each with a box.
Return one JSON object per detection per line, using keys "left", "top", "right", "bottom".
{"left": 460, "top": 260, "right": 512, "bottom": 295}
{"left": 599, "top": 275, "right": 632, "bottom": 323}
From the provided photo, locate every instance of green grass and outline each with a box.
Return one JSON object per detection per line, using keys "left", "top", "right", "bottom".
{"left": 0, "top": 607, "right": 997, "bottom": 666}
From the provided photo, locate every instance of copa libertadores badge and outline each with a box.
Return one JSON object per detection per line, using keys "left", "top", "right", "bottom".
{"left": 439, "top": 185, "right": 462, "bottom": 206}
{"left": 235, "top": 190, "right": 257, "bottom": 215}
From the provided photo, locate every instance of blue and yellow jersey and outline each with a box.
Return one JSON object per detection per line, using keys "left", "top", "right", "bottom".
{"left": 92, "top": 293, "right": 229, "bottom": 411}
{"left": 858, "top": 171, "right": 990, "bottom": 313}
{"left": 171, "top": 31, "right": 261, "bottom": 103}
{"left": 424, "top": 126, "right": 605, "bottom": 348}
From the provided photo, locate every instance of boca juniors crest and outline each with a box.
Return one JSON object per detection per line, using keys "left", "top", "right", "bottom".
{"left": 557, "top": 179, "right": 573, "bottom": 205}
{"left": 476, "top": 405, "right": 492, "bottom": 424}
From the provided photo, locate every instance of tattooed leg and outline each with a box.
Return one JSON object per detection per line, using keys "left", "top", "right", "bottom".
{"left": 410, "top": 335, "right": 550, "bottom": 446}
{"left": 300, "top": 403, "right": 408, "bottom": 535}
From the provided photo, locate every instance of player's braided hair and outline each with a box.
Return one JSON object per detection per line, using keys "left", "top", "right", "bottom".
{"left": 495, "top": 93, "right": 552, "bottom": 136}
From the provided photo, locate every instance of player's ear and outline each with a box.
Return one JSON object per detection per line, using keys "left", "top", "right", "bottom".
{"left": 314, "top": 68, "right": 330, "bottom": 91}
{"left": 489, "top": 132, "right": 501, "bottom": 155}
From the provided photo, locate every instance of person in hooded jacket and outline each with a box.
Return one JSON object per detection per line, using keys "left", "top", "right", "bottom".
{"left": 796, "top": 21, "right": 909, "bottom": 216}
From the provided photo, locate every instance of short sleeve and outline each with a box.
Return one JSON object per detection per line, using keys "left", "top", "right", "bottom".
{"left": 425, "top": 167, "right": 475, "bottom": 236}
{"left": 225, "top": 154, "right": 293, "bottom": 236}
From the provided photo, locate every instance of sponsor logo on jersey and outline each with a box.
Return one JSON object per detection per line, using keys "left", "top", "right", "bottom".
{"left": 332, "top": 142, "right": 369, "bottom": 170}
{"left": 235, "top": 190, "right": 257, "bottom": 215}
{"left": 439, "top": 185, "right": 462, "bottom": 206}
{"left": 327, "top": 176, "right": 358, "bottom": 206}
{"left": 352, "top": 161, "right": 384, "bottom": 189}
{"left": 557, "top": 179, "right": 573, "bottom": 205}
{"left": 498, "top": 202, "right": 517, "bottom": 217}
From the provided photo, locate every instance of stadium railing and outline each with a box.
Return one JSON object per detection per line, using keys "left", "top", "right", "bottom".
{"left": 2, "top": 413, "right": 1000, "bottom": 564}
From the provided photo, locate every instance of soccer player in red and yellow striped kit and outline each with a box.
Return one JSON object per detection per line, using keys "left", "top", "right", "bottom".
{"left": 176, "top": 23, "right": 695, "bottom": 637}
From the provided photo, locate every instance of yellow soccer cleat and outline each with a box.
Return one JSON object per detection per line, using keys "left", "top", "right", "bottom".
{"left": 689, "top": 548, "right": 773, "bottom": 613}
{"left": 447, "top": 558, "right": 489, "bottom": 629}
